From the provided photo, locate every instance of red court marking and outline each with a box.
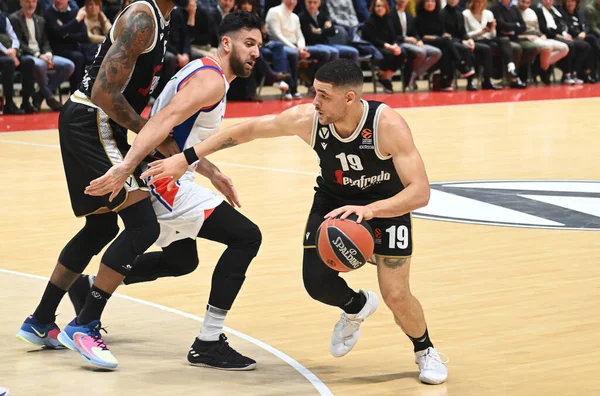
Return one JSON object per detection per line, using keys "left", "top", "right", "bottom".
{"left": 2, "top": 85, "right": 599, "bottom": 133}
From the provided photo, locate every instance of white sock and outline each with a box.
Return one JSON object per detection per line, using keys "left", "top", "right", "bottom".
{"left": 198, "top": 305, "right": 228, "bottom": 342}
{"left": 507, "top": 62, "right": 516, "bottom": 73}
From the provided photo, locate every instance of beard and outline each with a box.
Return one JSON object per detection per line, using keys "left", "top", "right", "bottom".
{"left": 229, "top": 47, "right": 253, "bottom": 78}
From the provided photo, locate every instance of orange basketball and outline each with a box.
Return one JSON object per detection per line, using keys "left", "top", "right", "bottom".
{"left": 316, "top": 214, "right": 375, "bottom": 272}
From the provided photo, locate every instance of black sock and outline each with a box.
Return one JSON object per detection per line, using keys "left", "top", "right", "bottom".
{"left": 33, "top": 282, "right": 67, "bottom": 324}
{"left": 77, "top": 285, "right": 112, "bottom": 325}
{"left": 408, "top": 328, "right": 434, "bottom": 353}
{"left": 341, "top": 291, "right": 366, "bottom": 314}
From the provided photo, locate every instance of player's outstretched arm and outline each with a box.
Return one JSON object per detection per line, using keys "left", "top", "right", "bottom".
{"left": 325, "top": 107, "right": 430, "bottom": 221}
{"left": 85, "top": 71, "right": 225, "bottom": 200}
{"left": 91, "top": 4, "right": 156, "bottom": 133}
{"left": 140, "top": 104, "right": 314, "bottom": 189}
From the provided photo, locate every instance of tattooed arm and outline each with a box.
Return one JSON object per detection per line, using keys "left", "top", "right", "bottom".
{"left": 90, "top": 4, "right": 155, "bottom": 133}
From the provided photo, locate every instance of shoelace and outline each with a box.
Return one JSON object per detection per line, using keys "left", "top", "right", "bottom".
{"left": 88, "top": 326, "right": 109, "bottom": 351}
{"left": 338, "top": 313, "right": 363, "bottom": 340}
{"left": 214, "top": 335, "right": 244, "bottom": 357}
{"left": 420, "top": 349, "right": 450, "bottom": 369}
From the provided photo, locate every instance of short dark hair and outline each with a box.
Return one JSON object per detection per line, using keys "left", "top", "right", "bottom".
{"left": 314, "top": 59, "right": 364, "bottom": 89}
{"left": 218, "top": 10, "right": 262, "bottom": 41}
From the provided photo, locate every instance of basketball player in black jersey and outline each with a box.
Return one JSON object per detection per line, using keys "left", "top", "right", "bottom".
{"left": 16, "top": 0, "right": 176, "bottom": 369}
{"left": 135, "top": 59, "right": 449, "bottom": 384}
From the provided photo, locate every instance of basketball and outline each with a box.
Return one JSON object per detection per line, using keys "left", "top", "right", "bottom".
{"left": 316, "top": 214, "right": 375, "bottom": 272}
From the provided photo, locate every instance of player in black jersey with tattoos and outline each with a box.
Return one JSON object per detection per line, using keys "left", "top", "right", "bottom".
{"left": 106, "top": 59, "right": 449, "bottom": 384}
{"left": 17, "top": 0, "right": 175, "bottom": 369}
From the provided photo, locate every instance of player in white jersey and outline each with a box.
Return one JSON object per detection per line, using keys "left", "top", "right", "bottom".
{"left": 77, "top": 11, "right": 264, "bottom": 370}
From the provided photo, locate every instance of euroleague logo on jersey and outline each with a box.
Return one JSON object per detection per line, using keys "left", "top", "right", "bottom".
{"left": 334, "top": 170, "right": 391, "bottom": 189}
{"left": 373, "top": 228, "right": 383, "bottom": 244}
{"left": 360, "top": 128, "right": 374, "bottom": 150}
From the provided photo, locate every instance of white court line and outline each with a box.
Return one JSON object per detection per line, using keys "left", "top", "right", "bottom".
{"left": 0, "top": 268, "right": 333, "bottom": 396}
{"left": 0, "top": 139, "right": 320, "bottom": 176}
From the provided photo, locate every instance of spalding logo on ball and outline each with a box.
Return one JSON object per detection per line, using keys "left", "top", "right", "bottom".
{"left": 316, "top": 214, "right": 375, "bottom": 272}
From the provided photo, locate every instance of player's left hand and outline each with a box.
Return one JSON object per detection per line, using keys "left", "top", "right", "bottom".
{"left": 85, "top": 163, "right": 133, "bottom": 201}
{"left": 141, "top": 153, "right": 188, "bottom": 190}
{"left": 324, "top": 205, "right": 374, "bottom": 223}
{"left": 210, "top": 171, "right": 241, "bottom": 208}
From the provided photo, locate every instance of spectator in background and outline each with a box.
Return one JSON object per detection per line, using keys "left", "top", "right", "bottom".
{"left": 0, "top": 9, "right": 36, "bottom": 113}
{"left": 362, "top": 0, "right": 406, "bottom": 93}
{"left": 518, "top": 0, "right": 568, "bottom": 84}
{"left": 492, "top": 0, "right": 540, "bottom": 84}
{"left": 354, "top": 0, "right": 370, "bottom": 22}
{"left": 442, "top": 0, "right": 501, "bottom": 89}
{"left": 464, "top": 0, "right": 526, "bottom": 88}
{"left": 562, "top": 0, "right": 598, "bottom": 82}
{"left": 189, "top": 0, "right": 233, "bottom": 58}
{"left": 324, "top": 0, "right": 359, "bottom": 37}
{"left": 82, "top": 0, "right": 110, "bottom": 63}
{"left": 1, "top": 0, "right": 43, "bottom": 15}
{"left": 415, "top": 0, "right": 474, "bottom": 91}
{"left": 10, "top": 0, "right": 72, "bottom": 111}
{"left": 299, "top": 0, "right": 359, "bottom": 63}
{"left": 391, "top": 0, "right": 441, "bottom": 91}
{"left": 584, "top": 0, "right": 600, "bottom": 40}
{"left": 152, "top": 1, "right": 192, "bottom": 98}
{"left": 101, "top": 0, "right": 119, "bottom": 21}
{"left": 44, "top": 0, "right": 88, "bottom": 93}
{"left": 267, "top": 0, "right": 334, "bottom": 98}
{"left": 537, "top": 0, "right": 589, "bottom": 84}
{"left": 228, "top": 0, "right": 292, "bottom": 101}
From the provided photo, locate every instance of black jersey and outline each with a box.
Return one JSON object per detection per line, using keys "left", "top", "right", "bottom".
{"left": 311, "top": 100, "right": 405, "bottom": 205}
{"left": 78, "top": 0, "right": 170, "bottom": 114}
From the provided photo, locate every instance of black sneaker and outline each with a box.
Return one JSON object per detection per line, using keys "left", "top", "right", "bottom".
{"left": 68, "top": 274, "right": 94, "bottom": 316}
{"left": 21, "top": 101, "right": 37, "bottom": 114}
{"left": 187, "top": 334, "right": 257, "bottom": 371}
{"left": 377, "top": 76, "right": 393, "bottom": 93}
{"left": 3, "top": 101, "right": 25, "bottom": 115}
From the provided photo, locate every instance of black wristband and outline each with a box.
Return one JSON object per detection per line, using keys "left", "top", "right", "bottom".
{"left": 183, "top": 147, "right": 199, "bottom": 165}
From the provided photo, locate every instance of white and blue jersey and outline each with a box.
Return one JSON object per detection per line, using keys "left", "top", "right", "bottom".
{"left": 147, "top": 57, "right": 229, "bottom": 247}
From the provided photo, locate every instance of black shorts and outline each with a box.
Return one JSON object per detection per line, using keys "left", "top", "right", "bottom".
{"left": 303, "top": 190, "right": 413, "bottom": 258}
{"left": 59, "top": 99, "right": 147, "bottom": 217}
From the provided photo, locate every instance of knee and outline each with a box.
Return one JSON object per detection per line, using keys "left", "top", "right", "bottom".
{"left": 85, "top": 215, "right": 120, "bottom": 247}
{"left": 414, "top": 49, "right": 426, "bottom": 62}
{"left": 381, "top": 287, "right": 413, "bottom": 316}
{"left": 514, "top": 45, "right": 523, "bottom": 57}
{"left": 71, "top": 51, "right": 85, "bottom": 66}
{"left": 173, "top": 254, "right": 199, "bottom": 277}
{"left": 61, "top": 58, "right": 76, "bottom": 75}
{"left": 303, "top": 267, "right": 327, "bottom": 302}
{"left": 431, "top": 47, "right": 442, "bottom": 60}
{"left": 229, "top": 221, "right": 262, "bottom": 257}
{"left": 302, "top": 251, "right": 333, "bottom": 302}
{"left": 243, "top": 222, "right": 262, "bottom": 257}
{"left": 134, "top": 216, "right": 160, "bottom": 254}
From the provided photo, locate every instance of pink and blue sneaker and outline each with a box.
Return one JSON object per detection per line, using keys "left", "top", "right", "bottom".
{"left": 57, "top": 318, "right": 118, "bottom": 369}
{"left": 16, "top": 315, "right": 65, "bottom": 349}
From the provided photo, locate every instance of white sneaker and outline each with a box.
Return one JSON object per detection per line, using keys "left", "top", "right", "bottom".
{"left": 282, "top": 93, "right": 292, "bottom": 100}
{"left": 415, "top": 347, "right": 448, "bottom": 385}
{"left": 330, "top": 290, "right": 379, "bottom": 358}
{"left": 273, "top": 81, "right": 289, "bottom": 92}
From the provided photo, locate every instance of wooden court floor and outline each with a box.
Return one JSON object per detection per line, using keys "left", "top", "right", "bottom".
{"left": 1, "top": 98, "right": 599, "bottom": 395}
